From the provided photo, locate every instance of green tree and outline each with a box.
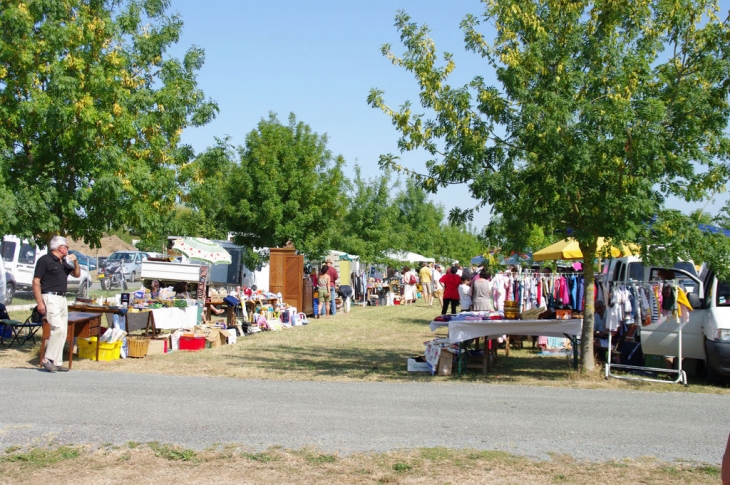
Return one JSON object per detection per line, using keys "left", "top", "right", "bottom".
{"left": 0, "top": 0, "right": 218, "bottom": 247}
{"left": 369, "top": 1, "right": 730, "bottom": 370}
{"left": 432, "top": 222, "right": 486, "bottom": 268}
{"left": 391, "top": 178, "right": 445, "bottom": 255}
{"left": 177, "top": 137, "right": 236, "bottom": 239}
{"left": 224, "top": 112, "right": 347, "bottom": 260}
{"left": 336, "top": 166, "right": 399, "bottom": 262}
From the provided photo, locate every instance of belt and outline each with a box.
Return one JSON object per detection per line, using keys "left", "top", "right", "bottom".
{"left": 42, "top": 291, "right": 66, "bottom": 296}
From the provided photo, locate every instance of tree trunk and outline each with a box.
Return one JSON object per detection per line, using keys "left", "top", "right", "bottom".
{"left": 579, "top": 238, "right": 598, "bottom": 372}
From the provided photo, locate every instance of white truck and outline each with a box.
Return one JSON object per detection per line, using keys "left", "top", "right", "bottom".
{"left": 1, "top": 235, "right": 91, "bottom": 299}
{"left": 603, "top": 256, "right": 730, "bottom": 381}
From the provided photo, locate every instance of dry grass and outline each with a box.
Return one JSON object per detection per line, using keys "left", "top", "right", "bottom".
{"left": 2, "top": 304, "right": 728, "bottom": 393}
{"left": 0, "top": 443, "right": 721, "bottom": 485}
{"left": 2, "top": 304, "right": 725, "bottom": 482}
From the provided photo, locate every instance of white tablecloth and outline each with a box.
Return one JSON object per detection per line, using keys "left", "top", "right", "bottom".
{"left": 151, "top": 307, "right": 199, "bottom": 330}
{"left": 432, "top": 318, "right": 583, "bottom": 344}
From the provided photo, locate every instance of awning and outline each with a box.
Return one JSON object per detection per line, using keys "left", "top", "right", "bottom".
{"left": 532, "top": 238, "right": 637, "bottom": 262}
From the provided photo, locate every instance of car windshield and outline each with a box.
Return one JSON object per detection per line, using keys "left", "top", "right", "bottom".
{"left": 107, "top": 252, "right": 132, "bottom": 262}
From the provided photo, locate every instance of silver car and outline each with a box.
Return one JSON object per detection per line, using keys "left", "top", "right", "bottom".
{"left": 99, "top": 251, "right": 150, "bottom": 282}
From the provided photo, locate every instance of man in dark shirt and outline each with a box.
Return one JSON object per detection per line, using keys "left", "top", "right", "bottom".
{"left": 33, "top": 236, "right": 81, "bottom": 372}
{"left": 325, "top": 259, "right": 339, "bottom": 316}
{"left": 337, "top": 284, "right": 353, "bottom": 313}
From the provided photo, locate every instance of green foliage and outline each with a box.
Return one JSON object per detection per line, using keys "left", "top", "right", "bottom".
{"left": 147, "top": 442, "right": 196, "bottom": 461}
{"left": 224, "top": 112, "right": 347, "bottom": 259}
{"left": 0, "top": 446, "right": 80, "bottom": 467}
{"left": 370, "top": 0, "right": 730, "bottom": 369}
{"left": 392, "top": 462, "right": 412, "bottom": 472}
{"left": 336, "top": 166, "right": 400, "bottom": 262}
{"left": 0, "top": 0, "right": 218, "bottom": 247}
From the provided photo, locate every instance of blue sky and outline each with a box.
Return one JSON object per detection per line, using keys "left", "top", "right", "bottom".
{"left": 169, "top": 0, "right": 729, "bottom": 231}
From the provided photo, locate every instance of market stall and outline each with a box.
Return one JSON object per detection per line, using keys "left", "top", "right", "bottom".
{"left": 429, "top": 312, "right": 583, "bottom": 375}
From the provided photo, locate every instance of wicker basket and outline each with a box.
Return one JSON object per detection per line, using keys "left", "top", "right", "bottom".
{"left": 127, "top": 336, "right": 150, "bottom": 358}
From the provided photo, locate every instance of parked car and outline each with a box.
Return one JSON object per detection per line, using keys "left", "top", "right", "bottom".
{"left": 0, "top": 235, "right": 91, "bottom": 299}
{"left": 98, "top": 250, "right": 150, "bottom": 282}
{"left": 69, "top": 249, "right": 97, "bottom": 271}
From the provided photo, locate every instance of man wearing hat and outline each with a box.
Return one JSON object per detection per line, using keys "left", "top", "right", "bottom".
{"left": 325, "top": 258, "right": 339, "bottom": 316}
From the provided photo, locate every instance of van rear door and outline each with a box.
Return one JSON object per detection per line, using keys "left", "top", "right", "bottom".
{"left": 639, "top": 268, "right": 704, "bottom": 359}
{"left": 16, "top": 242, "right": 40, "bottom": 287}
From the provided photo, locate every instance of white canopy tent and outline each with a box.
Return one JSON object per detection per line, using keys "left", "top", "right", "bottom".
{"left": 384, "top": 250, "right": 435, "bottom": 263}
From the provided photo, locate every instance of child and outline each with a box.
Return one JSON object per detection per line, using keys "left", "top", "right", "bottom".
{"left": 458, "top": 275, "right": 472, "bottom": 311}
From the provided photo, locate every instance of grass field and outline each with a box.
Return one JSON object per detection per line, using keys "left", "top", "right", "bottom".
{"left": 1, "top": 298, "right": 725, "bottom": 483}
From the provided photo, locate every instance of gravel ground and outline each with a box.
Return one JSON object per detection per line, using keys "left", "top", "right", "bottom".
{"left": 1, "top": 369, "right": 727, "bottom": 463}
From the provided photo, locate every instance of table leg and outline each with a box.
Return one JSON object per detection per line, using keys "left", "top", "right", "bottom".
{"left": 570, "top": 335, "right": 578, "bottom": 369}
{"left": 458, "top": 342, "right": 464, "bottom": 376}
{"left": 483, "top": 337, "right": 489, "bottom": 375}
{"left": 39, "top": 320, "right": 48, "bottom": 364}
{"left": 67, "top": 322, "right": 75, "bottom": 369}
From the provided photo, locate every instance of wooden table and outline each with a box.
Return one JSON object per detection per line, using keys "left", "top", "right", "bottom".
{"left": 39, "top": 312, "right": 103, "bottom": 369}
{"left": 68, "top": 304, "right": 153, "bottom": 334}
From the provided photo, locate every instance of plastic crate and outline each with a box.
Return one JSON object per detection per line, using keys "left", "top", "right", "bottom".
{"left": 179, "top": 335, "right": 207, "bottom": 351}
{"left": 77, "top": 337, "right": 122, "bottom": 361}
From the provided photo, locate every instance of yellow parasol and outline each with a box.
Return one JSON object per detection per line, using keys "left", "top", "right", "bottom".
{"left": 532, "top": 237, "right": 637, "bottom": 262}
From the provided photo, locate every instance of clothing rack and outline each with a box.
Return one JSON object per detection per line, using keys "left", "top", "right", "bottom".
{"left": 604, "top": 279, "right": 688, "bottom": 385}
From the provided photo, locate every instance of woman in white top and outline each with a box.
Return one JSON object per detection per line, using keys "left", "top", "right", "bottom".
{"left": 401, "top": 266, "right": 418, "bottom": 306}
{"left": 458, "top": 275, "right": 472, "bottom": 311}
{"left": 432, "top": 264, "right": 444, "bottom": 307}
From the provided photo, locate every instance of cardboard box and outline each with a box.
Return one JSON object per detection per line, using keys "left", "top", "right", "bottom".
{"left": 205, "top": 328, "right": 230, "bottom": 348}
{"left": 437, "top": 349, "right": 455, "bottom": 376}
{"left": 407, "top": 357, "right": 430, "bottom": 372}
{"left": 146, "top": 338, "right": 167, "bottom": 355}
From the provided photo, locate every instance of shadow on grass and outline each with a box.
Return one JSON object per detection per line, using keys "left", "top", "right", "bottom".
{"left": 221, "top": 341, "right": 582, "bottom": 383}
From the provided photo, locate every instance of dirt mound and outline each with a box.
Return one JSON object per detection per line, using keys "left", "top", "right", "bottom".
{"left": 69, "top": 235, "right": 136, "bottom": 257}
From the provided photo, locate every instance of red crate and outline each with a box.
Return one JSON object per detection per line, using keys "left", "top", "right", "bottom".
{"left": 179, "top": 335, "right": 207, "bottom": 351}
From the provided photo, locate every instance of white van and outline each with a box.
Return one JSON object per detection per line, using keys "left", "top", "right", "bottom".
{"left": 603, "top": 256, "right": 730, "bottom": 381}
{"left": 1, "top": 235, "right": 91, "bottom": 299}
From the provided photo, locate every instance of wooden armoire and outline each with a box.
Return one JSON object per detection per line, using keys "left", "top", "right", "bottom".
{"left": 269, "top": 247, "right": 304, "bottom": 312}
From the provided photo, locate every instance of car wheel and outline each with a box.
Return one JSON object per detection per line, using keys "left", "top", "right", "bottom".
{"left": 129, "top": 271, "right": 136, "bottom": 282}
{"left": 76, "top": 280, "right": 89, "bottom": 299}
{"left": 5, "top": 281, "right": 15, "bottom": 305}
{"left": 121, "top": 278, "right": 128, "bottom": 290}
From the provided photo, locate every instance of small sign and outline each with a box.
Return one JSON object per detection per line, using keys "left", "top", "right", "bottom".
{"left": 197, "top": 266, "right": 208, "bottom": 301}
{"left": 120, "top": 293, "right": 130, "bottom": 306}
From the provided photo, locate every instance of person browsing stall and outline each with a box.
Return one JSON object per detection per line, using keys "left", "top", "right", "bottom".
{"left": 150, "top": 279, "right": 161, "bottom": 299}
{"left": 317, "top": 265, "right": 331, "bottom": 318}
{"left": 458, "top": 275, "right": 473, "bottom": 311}
{"left": 439, "top": 266, "right": 462, "bottom": 315}
{"left": 33, "top": 236, "right": 81, "bottom": 373}
{"left": 173, "top": 281, "right": 191, "bottom": 299}
{"left": 325, "top": 259, "right": 339, "bottom": 316}
{"left": 419, "top": 262, "right": 433, "bottom": 307}
{"left": 432, "top": 264, "right": 444, "bottom": 308}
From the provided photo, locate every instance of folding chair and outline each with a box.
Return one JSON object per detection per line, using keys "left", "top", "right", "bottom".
{"left": 1, "top": 319, "right": 42, "bottom": 347}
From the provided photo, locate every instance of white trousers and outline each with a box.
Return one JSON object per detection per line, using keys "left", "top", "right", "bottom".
{"left": 43, "top": 294, "right": 68, "bottom": 365}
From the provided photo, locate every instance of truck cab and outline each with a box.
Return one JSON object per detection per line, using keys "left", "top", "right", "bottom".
{"left": 603, "top": 256, "right": 730, "bottom": 381}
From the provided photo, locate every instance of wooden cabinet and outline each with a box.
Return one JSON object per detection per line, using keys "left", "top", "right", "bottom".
{"left": 269, "top": 247, "right": 303, "bottom": 312}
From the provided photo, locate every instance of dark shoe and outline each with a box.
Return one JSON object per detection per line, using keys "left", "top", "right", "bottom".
{"left": 55, "top": 365, "right": 69, "bottom": 372}
{"left": 42, "top": 361, "right": 57, "bottom": 373}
